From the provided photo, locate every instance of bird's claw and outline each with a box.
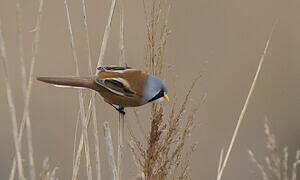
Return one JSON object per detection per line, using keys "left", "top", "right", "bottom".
{"left": 117, "top": 108, "right": 126, "bottom": 115}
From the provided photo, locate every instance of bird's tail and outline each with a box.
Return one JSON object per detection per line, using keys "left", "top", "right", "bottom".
{"left": 37, "top": 76, "right": 94, "bottom": 89}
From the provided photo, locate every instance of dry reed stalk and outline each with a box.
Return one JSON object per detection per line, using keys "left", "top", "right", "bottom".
{"left": 96, "top": 0, "right": 117, "bottom": 70}
{"left": 73, "top": 109, "right": 81, "bottom": 168}
{"left": 41, "top": 157, "right": 58, "bottom": 180}
{"left": 72, "top": 100, "right": 93, "bottom": 179}
{"left": 71, "top": 0, "right": 117, "bottom": 178}
{"left": 9, "top": 0, "right": 26, "bottom": 178}
{"left": 291, "top": 151, "right": 300, "bottom": 180}
{"left": 80, "top": 0, "right": 102, "bottom": 179}
{"left": 64, "top": 0, "right": 92, "bottom": 180}
{"left": 0, "top": 19, "right": 25, "bottom": 180}
{"left": 132, "top": 109, "right": 146, "bottom": 139}
{"left": 63, "top": 1, "right": 93, "bottom": 179}
{"left": 283, "top": 147, "right": 288, "bottom": 180}
{"left": 19, "top": 0, "right": 45, "bottom": 179}
{"left": 9, "top": 0, "right": 45, "bottom": 179}
{"left": 118, "top": 113, "right": 125, "bottom": 179}
{"left": 16, "top": 0, "right": 27, "bottom": 98}
{"left": 217, "top": 20, "right": 278, "bottom": 180}
{"left": 117, "top": 0, "right": 125, "bottom": 66}
{"left": 216, "top": 148, "right": 224, "bottom": 180}
{"left": 104, "top": 122, "right": 119, "bottom": 180}
{"left": 117, "top": 0, "right": 126, "bottom": 178}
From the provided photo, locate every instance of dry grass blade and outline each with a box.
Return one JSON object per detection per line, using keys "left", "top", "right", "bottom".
{"left": 104, "top": 122, "right": 119, "bottom": 180}
{"left": 118, "top": 114, "right": 125, "bottom": 179}
{"left": 64, "top": 0, "right": 92, "bottom": 179}
{"left": 216, "top": 148, "right": 224, "bottom": 179}
{"left": 80, "top": 0, "right": 102, "bottom": 179}
{"left": 72, "top": 0, "right": 117, "bottom": 178}
{"left": 73, "top": 109, "right": 81, "bottom": 168}
{"left": 16, "top": 0, "right": 27, "bottom": 98}
{"left": 132, "top": 109, "right": 146, "bottom": 139}
{"left": 11, "top": 1, "right": 46, "bottom": 179}
{"left": 217, "top": 19, "right": 278, "bottom": 180}
{"left": 248, "top": 150, "right": 269, "bottom": 180}
{"left": 17, "top": 1, "right": 45, "bottom": 179}
{"left": 117, "top": 0, "right": 126, "bottom": 177}
{"left": 9, "top": 0, "right": 27, "bottom": 178}
{"left": 118, "top": 0, "right": 125, "bottom": 66}
{"left": 0, "top": 19, "right": 25, "bottom": 180}
{"left": 96, "top": 0, "right": 117, "bottom": 71}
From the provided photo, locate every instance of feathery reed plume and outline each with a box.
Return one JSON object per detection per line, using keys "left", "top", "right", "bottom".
{"left": 217, "top": 19, "right": 278, "bottom": 180}
{"left": 0, "top": 19, "right": 25, "bottom": 180}
{"left": 41, "top": 158, "right": 58, "bottom": 180}
{"left": 248, "top": 118, "right": 300, "bottom": 180}
{"left": 63, "top": 1, "right": 93, "bottom": 179}
{"left": 128, "top": 1, "right": 205, "bottom": 179}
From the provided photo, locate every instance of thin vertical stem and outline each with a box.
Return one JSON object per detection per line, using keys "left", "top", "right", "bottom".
{"left": 16, "top": 0, "right": 27, "bottom": 98}
{"left": 104, "top": 122, "right": 118, "bottom": 180}
{"left": 96, "top": 0, "right": 117, "bottom": 71}
{"left": 0, "top": 20, "right": 25, "bottom": 180}
{"left": 9, "top": 0, "right": 45, "bottom": 178}
{"left": 64, "top": 0, "right": 92, "bottom": 179}
{"left": 117, "top": 0, "right": 126, "bottom": 179}
{"left": 217, "top": 20, "right": 278, "bottom": 180}
{"left": 118, "top": 0, "right": 125, "bottom": 66}
{"left": 81, "top": 0, "right": 102, "bottom": 179}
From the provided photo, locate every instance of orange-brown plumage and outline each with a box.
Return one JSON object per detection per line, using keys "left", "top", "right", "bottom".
{"left": 37, "top": 66, "right": 168, "bottom": 114}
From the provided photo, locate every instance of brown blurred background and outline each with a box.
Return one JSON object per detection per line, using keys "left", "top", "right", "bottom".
{"left": 0, "top": 0, "right": 299, "bottom": 179}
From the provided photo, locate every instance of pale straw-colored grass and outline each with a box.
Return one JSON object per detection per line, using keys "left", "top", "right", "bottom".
{"left": 8, "top": 0, "right": 45, "bottom": 179}
{"left": 248, "top": 118, "right": 300, "bottom": 180}
{"left": 0, "top": 19, "right": 25, "bottom": 180}
{"left": 216, "top": 19, "right": 278, "bottom": 180}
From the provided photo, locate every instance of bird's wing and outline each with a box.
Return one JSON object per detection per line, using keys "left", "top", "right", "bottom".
{"left": 95, "top": 77, "right": 136, "bottom": 97}
{"left": 97, "top": 65, "right": 132, "bottom": 71}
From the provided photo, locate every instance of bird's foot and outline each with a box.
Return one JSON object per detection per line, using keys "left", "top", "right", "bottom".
{"left": 117, "top": 107, "right": 125, "bottom": 115}
{"left": 110, "top": 104, "right": 126, "bottom": 115}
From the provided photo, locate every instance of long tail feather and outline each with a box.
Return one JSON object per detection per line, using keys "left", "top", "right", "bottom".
{"left": 37, "top": 76, "right": 94, "bottom": 89}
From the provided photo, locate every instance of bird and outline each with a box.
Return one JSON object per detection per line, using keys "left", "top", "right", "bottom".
{"left": 37, "top": 65, "right": 169, "bottom": 115}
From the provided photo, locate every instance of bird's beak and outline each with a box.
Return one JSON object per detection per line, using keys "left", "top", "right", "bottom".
{"left": 163, "top": 95, "right": 169, "bottom": 102}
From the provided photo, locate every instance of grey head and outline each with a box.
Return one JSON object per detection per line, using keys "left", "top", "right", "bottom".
{"left": 142, "top": 74, "right": 168, "bottom": 105}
